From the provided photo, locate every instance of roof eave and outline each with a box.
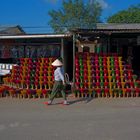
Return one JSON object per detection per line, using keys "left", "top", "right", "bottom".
{"left": 0, "top": 33, "right": 72, "bottom": 39}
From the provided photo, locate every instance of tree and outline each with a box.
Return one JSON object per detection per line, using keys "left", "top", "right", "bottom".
{"left": 48, "top": 0, "right": 102, "bottom": 33}
{"left": 107, "top": 4, "right": 140, "bottom": 23}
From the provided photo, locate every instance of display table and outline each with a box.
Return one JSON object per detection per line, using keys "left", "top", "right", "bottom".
{"left": 0, "top": 70, "right": 11, "bottom": 84}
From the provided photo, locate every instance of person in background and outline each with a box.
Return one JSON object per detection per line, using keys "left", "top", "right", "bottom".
{"left": 45, "top": 58, "right": 69, "bottom": 105}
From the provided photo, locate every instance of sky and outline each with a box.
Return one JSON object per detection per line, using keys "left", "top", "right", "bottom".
{"left": 0, "top": 0, "right": 140, "bottom": 33}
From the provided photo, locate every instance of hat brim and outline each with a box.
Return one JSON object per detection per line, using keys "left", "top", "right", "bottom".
{"left": 52, "top": 59, "right": 63, "bottom": 66}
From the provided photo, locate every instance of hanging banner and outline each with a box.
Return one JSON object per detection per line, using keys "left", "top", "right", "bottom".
{"left": 1, "top": 46, "right": 11, "bottom": 58}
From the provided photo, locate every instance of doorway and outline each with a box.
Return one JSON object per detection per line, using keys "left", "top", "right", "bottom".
{"left": 64, "top": 41, "right": 73, "bottom": 81}
{"left": 132, "top": 45, "right": 140, "bottom": 76}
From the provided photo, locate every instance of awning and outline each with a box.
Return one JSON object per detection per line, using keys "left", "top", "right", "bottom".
{"left": 0, "top": 34, "right": 72, "bottom": 39}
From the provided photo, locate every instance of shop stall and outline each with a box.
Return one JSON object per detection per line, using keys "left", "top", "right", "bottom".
{"left": 71, "top": 25, "right": 140, "bottom": 98}
{"left": 1, "top": 23, "right": 140, "bottom": 98}
{"left": 0, "top": 33, "right": 73, "bottom": 98}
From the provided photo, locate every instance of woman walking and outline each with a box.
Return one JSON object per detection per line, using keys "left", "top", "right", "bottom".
{"left": 45, "top": 58, "right": 69, "bottom": 105}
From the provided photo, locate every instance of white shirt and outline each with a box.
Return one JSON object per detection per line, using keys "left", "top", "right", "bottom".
{"left": 54, "top": 67, "right": 64, "bottom": 82}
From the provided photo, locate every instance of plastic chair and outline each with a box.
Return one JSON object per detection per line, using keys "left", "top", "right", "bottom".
{"left": 104, "top": 88, "right": 109, "bottom": 98}
{"left": 134, "top": 88, "right": 140, "bottom": 97}
{"left": 95, "top": 88, "right": 102, "bottom": 98}
{"left": 95, "top": 76, "right": 100, "bottom": 82}
{"left": 36, "top": 89, "right": 42, "bottom": 98}
{"left": 20, "top": 89, "right": 27, "bottom": 98}
{"left": 132, "top": 75, "right": 138, "bottom": 82}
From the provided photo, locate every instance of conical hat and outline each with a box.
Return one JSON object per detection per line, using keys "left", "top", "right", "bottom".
{"left": 52, "top": 59, "right": 63, "bottom": 66}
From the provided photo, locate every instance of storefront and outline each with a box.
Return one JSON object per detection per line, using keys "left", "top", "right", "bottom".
{"left": 0, "top": 34, "right": 74, "bottom": 84}
{"left": 1, "top": 24, "right": 140, "bottom": 81}
{"left": 1, "top": 23, "right": 140, "bottom": 98}
{"left": 72, "top": 26, "right": 140, "bottom": 76}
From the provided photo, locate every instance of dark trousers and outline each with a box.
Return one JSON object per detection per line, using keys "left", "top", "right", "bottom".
{"left": 49, "top": 81, "right": 66, "bottom": 101}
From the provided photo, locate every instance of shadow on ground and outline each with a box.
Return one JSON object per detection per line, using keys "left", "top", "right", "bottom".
{"left": 68, "top": 97, "right": 94, "bottom": 105}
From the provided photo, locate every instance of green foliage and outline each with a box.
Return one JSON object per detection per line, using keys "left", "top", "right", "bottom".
{"left": 48, "top": 0, "right": 102, "bottom": 33}
{"left": 107, "top": 4, "right": 140, "bottom": 23}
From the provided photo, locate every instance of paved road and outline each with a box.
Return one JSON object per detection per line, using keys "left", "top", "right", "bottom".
{"left": 0, "top": 97, "right": 140, "bottom": 140}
